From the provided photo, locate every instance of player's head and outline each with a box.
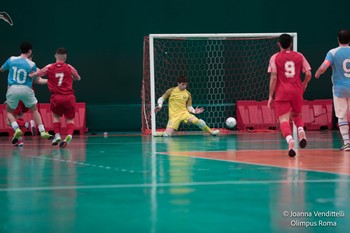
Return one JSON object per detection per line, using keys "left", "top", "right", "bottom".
{"left": 20, "top": 41, "right": 32, "bottom": 55}
{"left": 55, "top": 47, "right": 67, "bottom": 61}
{"left": 278, "top": 34, "right": 293, "bottom": 49}
{"left": 177, "top": 75, "right": 189, "bottom": 90}
{"left": 338, "top": 29, "right": 350, "bottom": 44}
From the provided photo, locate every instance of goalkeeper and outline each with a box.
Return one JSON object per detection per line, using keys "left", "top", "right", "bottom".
{"left": 154, "top": 76, "right": 219, "bottom": 137}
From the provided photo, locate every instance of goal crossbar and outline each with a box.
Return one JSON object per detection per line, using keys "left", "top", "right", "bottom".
{"left": 146, "top": 32, "right": 298, "bottom": 136}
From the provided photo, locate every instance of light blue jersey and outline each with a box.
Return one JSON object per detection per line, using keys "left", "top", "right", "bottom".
{"left": 1, "top": 56, "right": 37, "bottom": 88}
{"left": 325, "top": 46, "right": 350, "bottom": 97}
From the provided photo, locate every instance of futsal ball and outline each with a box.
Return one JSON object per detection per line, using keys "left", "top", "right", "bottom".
{"left": 226, "top": 117, "right": 236, "bottom": 128}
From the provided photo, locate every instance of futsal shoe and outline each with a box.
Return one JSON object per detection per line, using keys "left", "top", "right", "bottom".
{"left": 14, "top": 137, "right": 24, "bottom": 147}
{"left": 211, "top": 130, "right": 220, "bottom": 136}
{"left": 298, "top": 129, "right": 307, "bottom": 148}
{"left": 60, "top": 135, "right": 72, "bottom": 148}
{"left": 41, "top": 131, "right": 54, "bottom": 140}
{"left": 340, "top": 143, "right": 350, "bottom": 151}
{"left": 153, "top": 132, "right": 164, "bottom": 137}
{"left": 51, "top": 134, "right": 62, "bottom": 146}
{"left": 288, "top": 139, "right": 296, "bottom": 157}
{"left": 12, "top": 128, "right": 23, "bottom": 144}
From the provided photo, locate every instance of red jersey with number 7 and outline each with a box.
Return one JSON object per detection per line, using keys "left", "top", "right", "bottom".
{"left": 38, "top": 62, "right": 79, "bottom": 95}
{"left": 268, "top": 50, "right": 311, "bottom": 101}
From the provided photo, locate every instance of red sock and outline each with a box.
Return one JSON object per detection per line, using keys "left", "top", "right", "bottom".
{"left": 17, "top": 118, "right": 25, "bottom": 128}
{"left": 293, "top": 115, "right": 304, "bottom": 129}
{"left": 280, "top": 121, "right": 292, "bottom": 138}
{"left": 66, "top": 123, "right": 75, "bottom": 135}
{"left": 53, "top": 122, "right": 61, "bottom": 134}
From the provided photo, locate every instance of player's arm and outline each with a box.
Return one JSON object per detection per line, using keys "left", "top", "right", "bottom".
{"left": 315, "top": 60, "right": 330, "bottom": 78}
{"left": 69, "top": 65, "right": 81, "bottom": 81}
{"left": 0, "top": 59, "right": 10, "bottom": 72}
{"left": 267, "top": 55, "right": 277, "bottom": 109}
{"left": 268, "top": 72, "right": 277, "bottom": 109}
{"left": 301, "top": 55, "right": 312, "bottom": 91}
{"left": 30, "top": 65, "right": 49, "bottom": 78}
{"left": 155, "top": 88, "right": 172, "bottom": 113}
{"left": 34, "top": 77, "right": 48, "bottom": 85}
{"left": 186, "top": 93, "right": 204, "bottom": 114}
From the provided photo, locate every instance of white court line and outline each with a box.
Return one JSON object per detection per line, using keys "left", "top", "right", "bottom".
{"left": 0, "top": 179, "right": 349, "bottom": 192}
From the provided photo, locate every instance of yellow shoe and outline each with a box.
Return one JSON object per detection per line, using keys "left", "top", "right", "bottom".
{"left": 12, "top": 128, "right": 23, "bottom": 144}
{"left": 41, "top": 131, "right": 53, "bottom": 140}
{"left": 59, "top": 135, "right": 72, "bottom": 148}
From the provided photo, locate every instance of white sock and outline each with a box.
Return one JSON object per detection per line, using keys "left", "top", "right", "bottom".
{"left": 38, "top": 124, "right": 45, "bottom": 133}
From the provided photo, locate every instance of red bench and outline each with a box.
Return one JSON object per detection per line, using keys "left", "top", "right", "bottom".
{"left": 0, "top": 102, "right": 87, "bottom": 136}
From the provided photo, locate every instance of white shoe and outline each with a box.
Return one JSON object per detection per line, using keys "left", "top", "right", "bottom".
{"left": 211, "top": 130, "right": 220, "bottom": 136}
{"left": 51, "top": 134, "right": 62, "bottom": 146}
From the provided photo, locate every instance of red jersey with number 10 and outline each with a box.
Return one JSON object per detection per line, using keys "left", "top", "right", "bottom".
{"left": 268, "top": 50, "right": 311, "bottom": 101}
{"left": 39, "top": 62, "right": 78, "bottom": 95}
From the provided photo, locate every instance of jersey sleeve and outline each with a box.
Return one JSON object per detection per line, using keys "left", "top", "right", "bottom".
{"left": 268, "top": 54, "right": 277, "bottom": 73}
{"left": 1, "top": 58, "right": 10, "bottom": 71}
{"left": 68, "top": 64, "right": 80, "bottom": 79}
{"left": 162, "top": 87, "right": 175, "bottom": 100}
{"left": 186, "top": 91, "right": 193, "bottom": 106}
{"left": 301, "top": 55, "right": 312, "bottom": 73}
{"left": 324, "top": 51, "right": 334, "bottom": 66}
{"left": 36, "top": 64, "right": 51, "bottom": 77}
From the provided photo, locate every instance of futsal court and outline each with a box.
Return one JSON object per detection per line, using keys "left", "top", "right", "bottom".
{"left": 0, "top": 130, "right": 349, "bottom": 233}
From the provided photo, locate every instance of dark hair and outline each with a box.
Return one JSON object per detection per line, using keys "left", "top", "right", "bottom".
{"left": 56, "top": 47, "right": 67, "bottom": 55}
{"left": 338, "top": 29, "right": 350, "bottom": 44}
{"left": 177, "top": 75, "right": 189, "bottom": 83}
{"left": 279, "top": 34, "right": 293, "bottom": 49}
{"left": 20, "top": 42, "right": 32, "bottom": 54}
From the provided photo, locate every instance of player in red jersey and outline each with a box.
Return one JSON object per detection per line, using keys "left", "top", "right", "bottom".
{"left": 267, "top": 34, "right": 312, "bottom": 157}
{"left": 30, "top": 48, "right": 81, "bottom": 148}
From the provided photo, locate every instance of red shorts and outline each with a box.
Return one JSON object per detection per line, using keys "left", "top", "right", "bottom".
{"left": 13, "top": 101, "right": 29, "bottom": 116}
{"left": 274, "top": 96, "right": 303, "bottom": 118}
{"left": 50, "top": 94, "right": 76, "bottom": 119}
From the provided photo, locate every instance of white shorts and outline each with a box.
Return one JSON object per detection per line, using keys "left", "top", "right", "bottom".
{"left": 333, "top": 94, "right": 350, "bottom": 119}
{"left": 6, "top": 85, "right": 38, "bottom": 110}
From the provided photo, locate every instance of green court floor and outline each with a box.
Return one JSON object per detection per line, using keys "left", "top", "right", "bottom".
{"left": 0, "top": 131, "right": 349, "bottom": 233}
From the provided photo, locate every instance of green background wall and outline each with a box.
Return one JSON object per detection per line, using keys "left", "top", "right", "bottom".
{"left": 1, "top": 0, "right": 349, "bottom": 132}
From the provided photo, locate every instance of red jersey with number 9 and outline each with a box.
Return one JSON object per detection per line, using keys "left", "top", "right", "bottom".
{"left": 42, "top": 62, "right": 76, "bottom": 95}
{"left": 268, "top": 50, "right": 311, "bottom": 101}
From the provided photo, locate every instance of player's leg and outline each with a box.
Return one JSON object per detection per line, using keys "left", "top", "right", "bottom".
{"left": 334, "top": 96, "right": 350, "bottom": 150}
{"left": 290, "top": 96, "right": 307, "bottom": 148}
{"left": 59, "top": 95, "right": 77, "bottom": 148}
{"left": 51, "top": 113, "right": 62, "bottom": 145}
{"left": 6, "top": 86, "right": 22, "bottom": 144}
{"left": 23, "top": 88, "right": 53, "bottom": 140}
{"left": 188, "top": 116, "right": 219, "bottom": 136}
{"left": 154, "top": 116, "right": 179, "bottom": 137}
{"left": 275, "top": 101, "right": 295, "bottom": 157}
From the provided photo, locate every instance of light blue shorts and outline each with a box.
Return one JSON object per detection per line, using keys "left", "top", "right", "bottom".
{"left": 6, "top": 85, "right": 38, "bottom": 110}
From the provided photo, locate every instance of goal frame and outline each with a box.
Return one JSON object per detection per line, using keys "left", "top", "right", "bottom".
{"left": 148, "top": 33, "right": 298, "bottom": 136}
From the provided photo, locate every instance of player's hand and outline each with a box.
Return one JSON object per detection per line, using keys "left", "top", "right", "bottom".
{"left": 194, "top": 107, "right": 204, "bottom": 114}
{"left": 267, "top": 96, "right": 274, "bottom": 109}
{"left": 154, "top": 105, "right": 162, "bottom": 113}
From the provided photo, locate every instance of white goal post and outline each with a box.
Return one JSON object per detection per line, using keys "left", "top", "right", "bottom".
{"left": 143, "top": 33, "right": 298, "bottom": 136}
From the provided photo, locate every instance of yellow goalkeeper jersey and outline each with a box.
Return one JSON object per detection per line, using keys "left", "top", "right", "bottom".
{"left": 162, "top": 87, "right": 192, "bottom": 117}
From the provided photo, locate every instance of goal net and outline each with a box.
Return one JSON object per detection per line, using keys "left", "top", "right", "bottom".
{"left": 142, "top": 33, "right": 297, "bottom": 135}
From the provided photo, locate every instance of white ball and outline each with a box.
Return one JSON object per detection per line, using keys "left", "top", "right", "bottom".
{"left": 226, "top": 117, "right": 236, "bottom": 128}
